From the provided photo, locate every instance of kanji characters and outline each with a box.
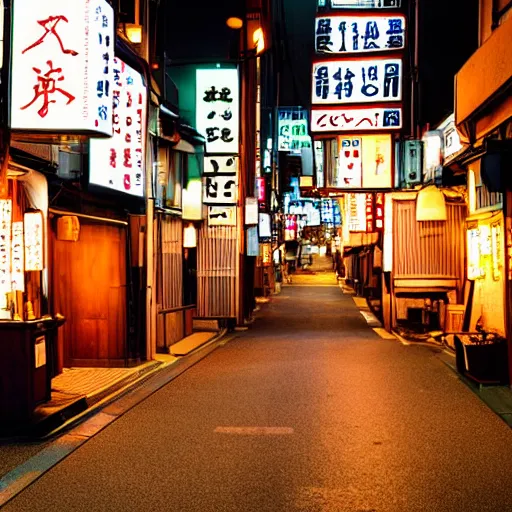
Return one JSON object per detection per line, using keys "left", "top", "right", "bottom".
{"left": 21, "top": 60, "right": 75, "bottom": 118}
{"left": 22, "top": 15, "right": 79, "bottom": 56}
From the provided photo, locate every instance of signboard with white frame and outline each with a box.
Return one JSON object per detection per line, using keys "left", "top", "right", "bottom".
{"left": 196, "top": 68, "right": 239, "bottom": 154}
{"left": 203, "top": 155, "right": 239, "bottom": 205}
{"left": 10, "top": 0, "right": 114, "bottom": 136}
{"left": 315, "top": 15, "right": 406, "bottom": 55}
{"left": 326, "top": 0, "right": 401, "bottom": 8}
{"left": 312, "top": 59, "right": 402, "bottom": 105}
{"left": 311, "top": 106, "right": 402, "bottom": 132}
{"left": 89, "top": 58, "right": 147, "bottom": 197}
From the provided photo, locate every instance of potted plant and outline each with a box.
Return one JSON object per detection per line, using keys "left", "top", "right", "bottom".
{"left": 454, "top": 324, "right": 509, "bottom": 385}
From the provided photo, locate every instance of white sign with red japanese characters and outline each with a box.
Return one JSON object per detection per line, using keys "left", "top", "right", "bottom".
{"left": 315, "top": 15, "right": 406, "bottom": 55}
{"left": 89, "top": 58, "right": 147, "bottom": 197}
{"left": 10, "top": 0, "right": 114, "bottom": 135}
{"left": 311, "top": 107, "right": 402, "bottom": 132}
{"left": 0, "top": 200, "right": 12, "bottom": 309}
{"left": 196, "top": 68, "right": 239, "bottom": 154}
{"left": 312, "top": 59, "right": 402, "bottom": 105}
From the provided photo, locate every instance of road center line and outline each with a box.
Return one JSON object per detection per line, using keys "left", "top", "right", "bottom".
{"left": 214, "top": 426, "right": 294, "bottom": 435}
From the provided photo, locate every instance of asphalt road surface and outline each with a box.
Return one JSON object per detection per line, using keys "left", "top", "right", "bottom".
{"left": 3, "top": 280, "right": 512, "bottom": 511}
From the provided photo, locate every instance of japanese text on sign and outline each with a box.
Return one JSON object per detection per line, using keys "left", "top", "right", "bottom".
{"left": 203, "top": 156, "right": 239, "bottom": 205}
{"left": 0, "top": 200, "right": 12, "bottom": 308}
{"left": 11, "top": 222, "right": 25, "bottom": 292}
{"left": 10, "top": 0, "right": 114, "bottom": 135}
{"left": 315, "top": 15, "right": 406, "bottom": 54}
{"left": 312, "top": 59, "right": 402, "bottom": 104}
{"left": 328, "top": 0, "right": 401, "bottom": 8}
{"left": 311, "top": 107, "right": 402, "bottom": 132}
{"left": 89, "top": 58, "right": 147, "bottom": 197}
{"left": 24, "top": 211, "right": 44, "bottom": 272}
{"left": 196, "top": 69, "right": 239, "bottom": 154}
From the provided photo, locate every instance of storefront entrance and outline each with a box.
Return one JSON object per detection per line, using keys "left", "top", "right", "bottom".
{"left": 51, "top": 220, "right": 128, "bottom": 368}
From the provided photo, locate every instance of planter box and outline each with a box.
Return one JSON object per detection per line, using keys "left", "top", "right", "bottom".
{"left": 454, "top": 335, "right": 509, "bottom": 385}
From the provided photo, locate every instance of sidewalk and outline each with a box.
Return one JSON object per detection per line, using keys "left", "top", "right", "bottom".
{"left": 2, "top": 330, "right": 222, "bottom": 440}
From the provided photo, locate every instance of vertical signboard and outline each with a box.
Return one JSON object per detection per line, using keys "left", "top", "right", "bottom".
{"left": 196, "top": 68, "right": 239, "bottom": 154}
{"left": 10, "top": 0, "right": 114, "bottom": 136}
{"left": 89, "top": 58, "right": 147, "bottom": 196}
{"left": 203, "top": 156, "right": 239, "bottom": 205}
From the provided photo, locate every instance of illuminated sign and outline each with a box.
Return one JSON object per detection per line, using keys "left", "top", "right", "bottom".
{"left": 467, "top": 228, "right": 485, "bottom": 280}
{"left": 365, "top": 193, "right": 374, "bottom": 232}
{"left": 312, "top": 59, "right": 402, "bottom": 105}
{"left": 11, "top": 221, "right": 24, "bottom": 292}
{"left": 285, "top": 215, "right": 298, "bottom": 241}
{"left": 422, "top": 130, "right": 443, "bottom": 185}
{"left": 311, "top": 106, "right": 402, "bottom": 132}
{"left": 0, "top": 200, "right": 12, "bottom": 308}
{"left": 492, "top": 223, "right": 502, "bottom": 281}
{"left": 333, "top": 134, "right": 393, "bottom": 189}
{"left": 208, "top": 206, "right": 236, "bottom": 226}
{"left": 256, "top": 177, "right": 266, "bottom": 203}
{"left": 315, "top": 15, "right": 406, "bottom": 55}
{"left": 10, "top": 0, "right": 114, "bottom": 136}
{"left": 196, "top": 68, "right": 239, "bottom": 154}
{"left": 245, "top": 198, "right": 259, "bottom": 225}
{"left": 89, "top": 58, "right": 147, "bottom": 196}
{"left": 24, "top": 211, "right": 44, "bottom": 271}
{"left": 278, "top": 108, "right": 312, "bottom": 152}
{"left": 328, "top": 0, "right": 401, "bottom": 7}
{"left": 375, "top": 193, "right": 385, "bottom": 230}
{"left": 203, "top": 156, "right": 238, "bottom": 205}
{"left": 259, "top": 213, "right": 272, "bottom": 239}
{"left": 346, "top": 193, "right": 367, "bottom": 232}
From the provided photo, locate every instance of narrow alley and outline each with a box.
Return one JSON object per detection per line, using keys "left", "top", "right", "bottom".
{"left": 2, "top": 259, "right": 512, "bottom": 511}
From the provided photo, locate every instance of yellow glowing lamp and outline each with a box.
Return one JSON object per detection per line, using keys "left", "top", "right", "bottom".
{"left": 416, "top": 186, "right": 447, "bottom": 222}
{"left": 226, "top": 17, "right": 243, "bottom": 30}
{"left": 125, "top": 23, "right": 142, "bottom": 44}
{"left": 183, "top": 223, "right": 197, "bottom": 248}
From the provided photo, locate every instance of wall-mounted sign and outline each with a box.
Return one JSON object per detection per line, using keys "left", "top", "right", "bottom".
{"left": 24, "top": 211, "right": 44, "bottom": 271}
{"left": 422, "top": 130, "right": 443, "bottom": 185}
{"left": 437, "top": 114, "right": 464, "bottom": 163}
{"left": 196, "top": 68, "right": 239, "bottom": 154}
{"left": 492, "top": 222, "right": 502, "bottom": 281}
{"left": 259, "top": 213, "right": 272, "bottom": 239}
{"left": 375, "top": 193, "right": 384, "bottom": 230}
{"left": 10, "top": 0, "right": 114, "bottom": 137}
{"left": 312, "top": 59, "right": 402, "bottom": 105}
{"left": 315, "top": 15, "right": 406, "bottom": 55}
{"left": 365, "top": 193, "right": 374, "bottom": 232}
{"left": 346, "top": 193, "right": 367, "bottom": 232}
{"left": 11, "top": 221, "right": 24, "bottom": 292}
{"left": 326, "top": 0, "right": 401, "bottom": 8}
{"left": 256, "top": 177, "right": 266, "bottom": 203}
{"left": 245, "top": 197, "right": 259, "bottom": 225}
{"left": 89, "top": 58, "right": 147, "bottom": 196}
{"left": 208, "top": 206, "right": 237, "bottom": 226}
{"left": 203, "top": 155, "right": 238, "bottom": 205}
{"left": 311, "top": 107, "right": 402, "bottom": 132}
{"left": 467, "top": 228, "right": 484, "bottom": 280}
{"left": 247, "top": 226, "right": 259, "bottom": 257}
{"left": 331, "top": 134, "right": 393, "bottom": 189}
{"left": 0, "top": 200, "right": 12, "bottom": 308}
{"left": 285, "top": 215, "right": 298, "bottom": 241}
{"left": 278, "top": 108, "right": 312, "bottom": 152}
